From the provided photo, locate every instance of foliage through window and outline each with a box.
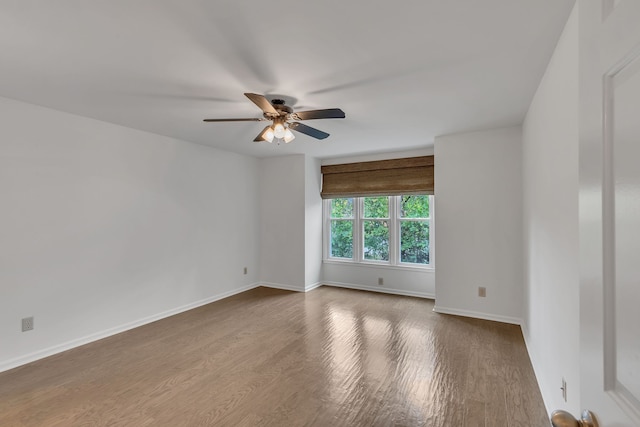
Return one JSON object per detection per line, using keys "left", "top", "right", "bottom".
{"left": 400, "top": 195, "right": 429, "bottom": 264}
{"left": 325, "top": 195, "right": 433, "bottom": 267}
{"left": 363, "top": 197, "right": 389, "bottom": 261}
{"left": 329, "top": 198, "right": 353, "bottom": 258}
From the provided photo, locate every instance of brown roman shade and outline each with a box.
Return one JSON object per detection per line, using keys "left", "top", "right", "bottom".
{"left": 320, "top": 155, "right": 434, "bottom": 199}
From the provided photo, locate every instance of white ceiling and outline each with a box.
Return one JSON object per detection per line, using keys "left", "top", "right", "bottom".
{"left": 0, "top": 1, "right": 575, "bottom": 159}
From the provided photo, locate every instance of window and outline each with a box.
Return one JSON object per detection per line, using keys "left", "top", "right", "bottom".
{"left": 324, "top": 195, "right": 433, "bottom": 268}
{"left": 329, "top": 198, "right": 354, "bottom": 258}
{"left": 363, "top": 197, "right": 389, "bottom": 261}
{"left": 399, "top": 195, "right": 430, "bottom": 264}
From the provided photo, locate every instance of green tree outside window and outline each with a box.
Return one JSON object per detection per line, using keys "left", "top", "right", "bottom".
{"left": 400, "top": 195, "right": 429, "bottom": 264}
{"left": 330, "top": 198, "right": 353, "bottom": 258}
{"left": 363, "top": 197, "right": 389, "bottom": 261}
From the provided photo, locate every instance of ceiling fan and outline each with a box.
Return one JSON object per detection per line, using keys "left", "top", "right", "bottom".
{"left": 203, "top": 93, "right": 345, "bottom": 143}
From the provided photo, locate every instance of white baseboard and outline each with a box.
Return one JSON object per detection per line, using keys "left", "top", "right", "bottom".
{"left": 520, "top": 323, "right": 553, "bottom": 415}
{"left": 259, "top": 281, "right": 322, "bottom": 293}
{"left": 433, "top": 305, "right": 522, "bottom": 325}
{"left": 322, "top": 281, "right": 435, "bottom": 299}
{"left": 0, "top": 282, "right": 261, "bottom": 373}
{"left": 305, "top": 282, "right": 322, "bottom": 292}
{"left": 259, "top": 282, "right": 305, "bottom": 292}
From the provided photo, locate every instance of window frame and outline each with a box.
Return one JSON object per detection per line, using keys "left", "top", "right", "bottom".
{"left": 323, "top": 195, "right": 434, "bottom": 270}
{"left": 361, "top": 196, "right": 391, "bottom": 264}
{"left": 327, "top": 199, "right": 355, "bottom": 260}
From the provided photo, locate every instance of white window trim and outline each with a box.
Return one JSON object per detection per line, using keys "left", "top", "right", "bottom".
{"left": 360, "top": 196, "right": 391, "bottom": 264}
{"left": 323, "top": 195, "right": 434, "bottom": 270}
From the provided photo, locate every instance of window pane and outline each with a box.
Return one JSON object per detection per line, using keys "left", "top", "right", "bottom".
{"left": 401, "top": 195, "right": 429, "bottom": 218}
{"left": 364, "top": 196, "right": 389, "bottom": 218}
{"left": 330, "top": 220, "right": 353, "bottom": 258}
{"left": 363, "top": 220, "right": 389, "bottom": 261}
{"left": 331, "top": 198, "right": 353, "bottom": 218}
{"left": 400, "top": 221, "right": 429, "bottom": 264}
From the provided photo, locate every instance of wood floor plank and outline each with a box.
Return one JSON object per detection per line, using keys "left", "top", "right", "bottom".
{"left": 486, "top": 374, "right": 509, "bottom": 427}
{"left": 0, "top": 286, "right": 549, "bottom": 426}
{"left": 464, "top": 398, "right": 486, "bottom": 427}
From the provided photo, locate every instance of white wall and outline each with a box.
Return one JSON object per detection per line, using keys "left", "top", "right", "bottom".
{"left": 0, "top": 96, "right": 260, "bottom": 371}
{"left": 320, "top": 148, "right": 435, "bottom": 298}
{"left": 321, "top": 148, "right": 433, "bottom": 166}
{"left": 323, "top": 263, "right": 435, "bottom": 298}
{"left": 434, "top": 127, "right": 523, "bottom": 324}
{"left": 522, "top": 4, "right": 580, "bottom": 414}
{"left": 304, "top": 156, "right": 323, "bottom": 289}
{"left": 258, "top": 155, "right": 306, "bottom": 291}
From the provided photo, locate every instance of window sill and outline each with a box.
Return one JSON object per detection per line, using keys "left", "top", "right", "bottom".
{"left": 323, "top": 259, "right": 434, "bottom": 272}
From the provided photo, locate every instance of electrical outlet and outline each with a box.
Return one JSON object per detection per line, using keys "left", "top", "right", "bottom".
{"left": 22, "top": 316, "right": 34, "bottom": 332}
{"left": 378, "top": 277, "right": 384, "bottom": 286}
{"left": 478, "top": 287, "right": 487, "bottom": 297}
{"left": 243, "top": 267, "right": 248, "bottom": 275}
{"left": 561, "top": 378, "right": 567, "bottom": 402}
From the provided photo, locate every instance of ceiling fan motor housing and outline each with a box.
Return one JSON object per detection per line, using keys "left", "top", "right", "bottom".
{"left": 270, "top": 99, "right": 292, "bottom": 114}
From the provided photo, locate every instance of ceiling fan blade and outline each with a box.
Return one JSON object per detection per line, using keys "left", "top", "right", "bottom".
{"left": 289, "top": 122, "right": 330, "bottom": 140}
{"left": 290, "top": 108, "right": 345, "bottom": 121}
{"left": 203, "top": 118, "right": 266, "bottom": 122}
{"left": 254, "top": 125, "right": 273, "bottom": 142}
{"left": 244, "top": 93, "right": 278, "bottom": 115}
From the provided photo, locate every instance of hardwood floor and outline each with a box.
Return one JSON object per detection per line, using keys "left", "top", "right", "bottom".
{"left": 0, "top": 286, "right": 549, "bottom": 426}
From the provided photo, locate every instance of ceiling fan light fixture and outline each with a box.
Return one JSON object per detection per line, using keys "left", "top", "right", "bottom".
{"left": 264, "top": 127, "right": 275, "bottom": 143}
{"left": 283, "top": 128, "right": 295, "bottom": 143}
{"left": 273, "top": 123, "right": 285, "bottom": 139}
